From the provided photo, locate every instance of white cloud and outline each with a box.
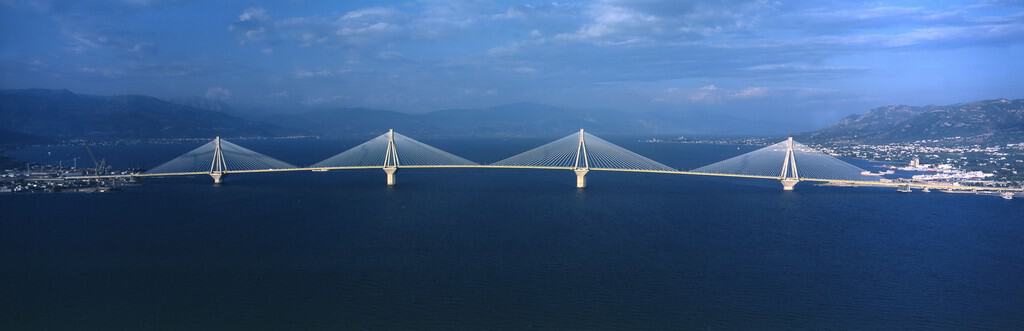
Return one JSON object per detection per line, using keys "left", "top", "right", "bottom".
{"left": 376, "top": 51, "right": 402, "bottom": 60}
{"left": 734, "top": 87, "right": 767, "bottom": 98}
{"left": 231, "top": 7, "right": 273, "bottom": 45}
{"left": 492, "top": 7, "right": 525, "bottom": 20}
{"left": 341, "top": 7, "right": 394, "bottom": 20}
{"left": 302, "top": 95, "right": 349, "bottom": 106}
{"left": 337, "top": 22, "right": 398, "bottom": 37}
{"left": 78, "top": 66, "right": 123, "bottom": 77}
{"left": 513, "top": 66, "right": 538, "bottom": 74}
{"left": 744, "top": 63, "right": 868, "bottom": 76}
{"left": 205, "top": 86, "right": 232, "bottom": 100}
{"left": 293, "top": 68, "right": 351, "bottom": 78}
{"left": 552, "top": 0, "right": 780, "bottom": 46}
{"left": 689, "top": 84, "right": 720, "bottom": 101}
{"left": 461, "top": 88, "right": 498, "bottom": 96}
{"left": 410, "top": 2, "right": 479, "bottom": 38}
{"left": 238, "top": 7, "right": 269, "bottom": 22}
{"left": 487, "top": 42, "right": 523, "bottom": 56}
{"left": 231, "top": 6, "right": 408, "bottom": 49}
{"left": 267, "top": 91, "right": 290, "bottom": 98}
{"left": 555, "top": 2, "right": 657, "bottom": 45}
{"left": 651, "top": 85, "right": 777, "bottom": 104}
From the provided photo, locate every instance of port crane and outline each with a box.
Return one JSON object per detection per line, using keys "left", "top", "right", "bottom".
{"left": 82, "top": 144, "right": 114, "bottom": 191}
{"left": 83, "top": 144, "right": 108, "bottom": 176}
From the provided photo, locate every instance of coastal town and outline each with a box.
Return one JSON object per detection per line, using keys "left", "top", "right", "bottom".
{"left": 649, "top": 136, "right": 1024, "bottom": 189}
{"left": 0, "top": 162, "right": 138, "bottom": 193}
{"left": 813, "top": 140, "right": 1024, "bottom": 185}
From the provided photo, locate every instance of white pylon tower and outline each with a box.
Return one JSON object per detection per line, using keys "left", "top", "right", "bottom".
{"left": 210, "top": 136, "right": 227, "bottom": 184}
{"left": 382, "top": 129, "right": 400, "bottom": 186}
{"left": 780, "top": 136, "right": 799, "bottom": 190}
{"left": 573, "top": 128, "right": 590, "bottom": 189}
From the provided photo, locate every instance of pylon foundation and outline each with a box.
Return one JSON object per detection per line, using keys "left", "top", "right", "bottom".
{"left": 384, "top": 167, "right": 397, "bottom": 186}
{"left": 781, "top": 178, "right": 798, "bottom": 191}
{"left": 210, "top": 172, "right": 224, "bottom": 184}
{"left": 575, "top": 169, "right": 589, "bottom": 189}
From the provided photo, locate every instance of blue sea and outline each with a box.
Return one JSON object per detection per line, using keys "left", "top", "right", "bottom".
{"left": 2, "top": 137, "right": 1023, "bottom": 330}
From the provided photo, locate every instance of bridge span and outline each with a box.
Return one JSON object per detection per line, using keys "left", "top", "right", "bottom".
{"left": 65, "top": 129, "right": 1022, "bottom": 194}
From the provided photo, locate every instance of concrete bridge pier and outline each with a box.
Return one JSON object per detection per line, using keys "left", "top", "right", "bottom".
{"left": 781, "top": 178, "right": 798, "bottom": 191}
{"left": 575, "top": 169, "right": 589, "bottom": 189}
{"left": 210, "top": 136, "right": 227, "bottom": 185}
{"left": 210, "top": 172, "right": 224, "bottom": 184}
{"left": 384, "top": 167, "right": 397, "bottom": 186}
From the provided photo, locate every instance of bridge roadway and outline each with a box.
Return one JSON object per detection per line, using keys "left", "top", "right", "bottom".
{"left": 59, "top": 165, "right": 1024, "bottom": 193}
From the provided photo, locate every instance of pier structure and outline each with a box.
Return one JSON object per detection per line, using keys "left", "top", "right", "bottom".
{"left": 383, "top": 129, "right": 400, "bottom": 186}
{"left": 781, "top": 137, "right": 799, "bottom": 191}
{"left": 210, "top": 136, "right": 226, "bottom": 184}
{"left": 574, "top": 129, "right": 589, "bottom": 189}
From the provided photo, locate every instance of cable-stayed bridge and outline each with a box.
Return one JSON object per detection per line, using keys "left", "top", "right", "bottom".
{"left": 70, "top": 129, "right": 1021, "bottom": 193}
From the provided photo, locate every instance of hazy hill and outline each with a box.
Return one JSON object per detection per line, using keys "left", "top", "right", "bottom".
{"left": 169, "top": 96, "right": 234, "bottom": 113}
{"left": 266, "top": 102, "right": 780, "bottom": 138}
{"left": 804, "top": 99, "right": 1024, "bottom": 144}
{"left": 0, "top": 89, "right": 785, "bottom": 142}
{"left": 0, "top": 89, "right": 293, "bottom": 141}
{"left": 0, "top": 128, "right": 51, "bottom": 145}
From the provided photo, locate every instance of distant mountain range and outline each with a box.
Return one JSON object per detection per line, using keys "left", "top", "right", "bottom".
{"left": 0, "top": 89, "right": 292, "bottom": 142}
{"left": 803, "top": 99, "right": 1024, "bottom": 144}
{"left": 263, "top": 103, "right": 779, "bottom": 138}
{"left": 0, "top": 89, "right": 782, "bottom": 143}
{"left": 2, "top": 89, "right": 1022, "bottom": 145}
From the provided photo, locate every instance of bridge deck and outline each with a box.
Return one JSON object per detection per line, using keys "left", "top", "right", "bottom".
{"left": 59, "top": 165, "right": 1022, "bottom": 193}
{"left": 63, "top": 133, "right": 1016, "bottom": 194}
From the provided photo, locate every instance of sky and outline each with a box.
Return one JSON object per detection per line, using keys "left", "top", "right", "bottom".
{"left": 2, "top": 0, "right": 1023, "bottom": 129}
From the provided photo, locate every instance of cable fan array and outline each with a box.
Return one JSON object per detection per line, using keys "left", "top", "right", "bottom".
{"left": 147, "top": 130, "right": 875, "bottom": 185}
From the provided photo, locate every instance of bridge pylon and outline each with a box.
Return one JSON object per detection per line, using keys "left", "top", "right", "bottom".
{"left": 573, "top": 129, "right": 590, "bottom": 189}
{"left": 780, "top": 137, "right": 799, "bottom": 191}
{"left": 210, "top": 136, "right": 227, "bottom": 184}
{"left": 383, "top": 129, "right": 400, "bottom": 186}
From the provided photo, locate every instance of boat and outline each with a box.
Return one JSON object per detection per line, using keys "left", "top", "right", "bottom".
{"left": 922, "top": 187, "right": 931, "bottom": 193}
{"left": 1002, "top": 192, "right": 1014, "bottom": 200}
{"left": 861, "top": 170, "right": 895, "bottom": 176}
{"left": 897, "top": 185, "right": 912, "bottom": 193}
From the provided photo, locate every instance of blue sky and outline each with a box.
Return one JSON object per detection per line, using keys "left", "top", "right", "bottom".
{"left": 2, "top": 0, "right": 1023, "bottom": 128}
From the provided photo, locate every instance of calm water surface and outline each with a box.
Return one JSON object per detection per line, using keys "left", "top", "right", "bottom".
{"left": 2, "top": 137, "right": 1023, "bottom": 330}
